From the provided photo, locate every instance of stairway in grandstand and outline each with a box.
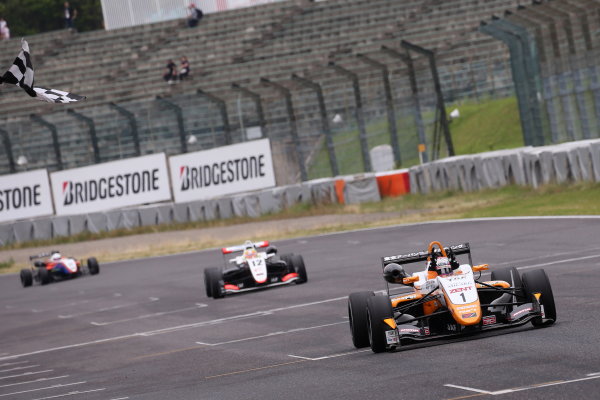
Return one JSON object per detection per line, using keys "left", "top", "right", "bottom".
{"left": 1, "top": 0, "right": 539, "bottom": 176}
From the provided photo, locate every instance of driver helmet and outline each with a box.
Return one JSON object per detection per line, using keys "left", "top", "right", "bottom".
{"left": 436, "top": 257, "right": 452, "bottom": 276}
{"left": 50, "top": 252, "right": 62, "bottom": 261}
{"left": 244, "top": 247, "right": 258, "bottom": 258}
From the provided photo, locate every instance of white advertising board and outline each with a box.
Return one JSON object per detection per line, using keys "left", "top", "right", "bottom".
{"left": 0, "top": 169, "right": 54, "bottom": 223}
{"left": 169, "top": 139, "right": 276, "bottom": 203}
{"left": 50, "top": 154, "right": 172, "bottom": 216}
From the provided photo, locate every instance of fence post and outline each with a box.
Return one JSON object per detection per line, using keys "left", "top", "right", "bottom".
{"left": 30, "top": 114, "right": 63, "bottom": 170}
{"left": 197, "top": 89, "right": 232, "bottom": 145}
{"left": 231, "top": 83, "right": 268, "bottom": 140}
{"left": 260, "top": 77, "right": 307, "bottom": 182}
{"left": 401, "top": 40, "right": 455, "bottom": 157}
{"left": 109, "top": 102, "right": 141, "bottom": 157}
{"left": 480, "top": 22, "right": 537, "bottom": 146}
{"left": 0, "top": 128, "right": 16, "bottom": 173}
{"left": 155, "top": 96, "right": 187, "bottom": 153}
{"left": 356, "top": 53, "right": 402, "bottom": 167}
{"left": 66, "top": 109, "right": 101, "bottom": 163}
{"left": 495, "top": 17, "right": 546, "bottom": 146}
{"left": 381, "top": 45, "right": 428, "bottom": 163}
{"left": 327, "top": 62, "right": 372, "bottom": 172}
{"left": 291, "top": 73, "right": 339, "bottom": 177}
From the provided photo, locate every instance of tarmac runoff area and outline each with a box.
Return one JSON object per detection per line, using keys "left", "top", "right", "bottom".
{"left": 0, "top": 216, "right": 599, "bottom": 399}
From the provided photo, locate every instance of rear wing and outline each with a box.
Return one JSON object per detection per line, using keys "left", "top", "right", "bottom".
{"left": 29, "top": 250, "right": 60, "bottom": 261}
{"left": 221, "top": 241, "right": 270, "bottom": 254}
{"left": 381, "top": 242, "right": 472, "bottom": 268}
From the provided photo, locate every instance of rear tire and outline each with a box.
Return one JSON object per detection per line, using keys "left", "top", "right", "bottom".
{"left": 348, "top": 291, "right": 374, "bottom": 348}
{"left": 522, "top": 269, "right": 556, "bottom": 326}
{"left": 367, "top": 294, "right": 395, "bottom": 353}
{"left": 291, "top": 254, "right": 307, "bottom": 284}
{"left": 87, "top": 257, "right": 100, "bottom": 275}
{"left": 491, "top": 266, "right": 522, "bottom": 289}
{"left": 38, "top": 267, "right": 52, "bottom": 285}
{"left": 491, "top": 266, "right": 523, "bottom": 311}
{"left": 20, "top": 269, "right": 33, "bottom": 287}
{"left": 205, "top": 268, "right": 224, "bottom": 299}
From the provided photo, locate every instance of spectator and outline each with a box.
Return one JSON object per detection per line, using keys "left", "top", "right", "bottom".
{"left": 63, "top": 2, "right": 78, "bottom": 30}
{"left": 163, "top": 59, "right": 178, "bottom": 83}
{"left": 179, "top": 56, "right": 190, "bottom": 80}
{"left": 0, "top": 17, "right": 9, "bottom": 40}
{"left": 187, "top": 3, "right": 203, "bottom": 28}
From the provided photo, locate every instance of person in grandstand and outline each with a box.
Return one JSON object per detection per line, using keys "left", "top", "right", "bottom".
{"left": 187, "top": 3, "right": 203, "bottom": 28}
{"left": 163, "top": 59, "right": 178, "bottom": 83}
{"left": 179, "top": 56, "right": 190, "bottom": 80}
{"left": 63, "top": 2, "right": 78, "bottom": 30}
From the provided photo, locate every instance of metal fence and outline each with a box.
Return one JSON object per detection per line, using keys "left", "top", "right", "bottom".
{"left": 480, "top": 0, "right": 600, "bottom": 147}
{"left": 0, "top": 39, "right": 507, "bottom": 185}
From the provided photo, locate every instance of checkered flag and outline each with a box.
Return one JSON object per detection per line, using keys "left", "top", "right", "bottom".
{"left": 0, "top": 38, "right": 86, "bottom": 103}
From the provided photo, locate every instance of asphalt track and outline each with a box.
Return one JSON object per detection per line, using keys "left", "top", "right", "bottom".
{"left": 1, "top": 217, "right": 600, "bottom": 400}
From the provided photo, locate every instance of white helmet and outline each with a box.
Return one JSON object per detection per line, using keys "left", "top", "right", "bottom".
{"left": 50, "top": 252, "right": 62, "bottom": 261}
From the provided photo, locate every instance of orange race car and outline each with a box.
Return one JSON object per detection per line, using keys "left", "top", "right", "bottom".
{"left": 20, "top": 251, "right": 100, "bottom": 288}
{"left": 348, "top": 241, "right": 556, "bottom": 353}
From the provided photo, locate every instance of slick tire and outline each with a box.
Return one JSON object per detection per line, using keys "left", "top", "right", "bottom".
{"left": 205, "top": 268, "right": 224, "bottom": 299}
{"left": 348, "top": 291, "right": 374, "bottom": 348}
{"left": 291, "top": 254, "right": 307, "bottom": 284}
{"left": 38, "top": 267, "right": 52, "bottom": 285}
{"left": 522, "top": 269, "right": 556, "bottom": 327}
{"left": 87, "top": 257, "right": 100, "bottom": 275}
{"left": 281, "top": 253, "right": 294, "bottom": 274}
{"left": 20, "top": 269, "right": 33, "bottom": 288}
{"left": 367, "top": 296, "right": 394, "bottom": 353}
{"left": 367, "top": 294, "right": 395, "bottom": 353}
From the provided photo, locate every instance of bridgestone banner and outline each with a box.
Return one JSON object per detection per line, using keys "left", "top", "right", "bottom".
{"left": 169, "top": 139, "right": 276, "bottom": 203}
{"left": 50, "top": 154, "right": 172, "bottom": 216}
{"left": 0, "top": 169, "right": 54, "bottom": 223}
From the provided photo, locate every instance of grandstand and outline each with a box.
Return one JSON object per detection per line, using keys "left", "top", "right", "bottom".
{"left": 1, "top": 0, "right": 527, "bottom": 182}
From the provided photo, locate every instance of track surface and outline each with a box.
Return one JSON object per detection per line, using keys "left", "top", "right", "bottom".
{"left": 1, "top": 217, "right": 599, "bottom": 400}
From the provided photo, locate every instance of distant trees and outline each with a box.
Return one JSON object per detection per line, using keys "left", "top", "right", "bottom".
{"left": 0, "top": 0, "right": 103, "bottom": 36}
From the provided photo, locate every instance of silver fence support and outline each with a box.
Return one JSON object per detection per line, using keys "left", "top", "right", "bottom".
{"left": 231, "top": 82, "right": 268, "bottom": 139}
{"left": 67, "top": 109, "right": 101, "bottom": 163}
{"left": 109, "top": 102, "right": 141, "bottom": 156}
{"left": 197, "top": 89, "right": 232, "bottom": 145}
{"left": 30, "top": 114, "right": 63, "bottom": 170}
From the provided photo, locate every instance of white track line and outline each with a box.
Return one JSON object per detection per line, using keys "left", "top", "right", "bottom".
{"left": 288, "top": 349, "right": 371, "bottom": 361}
{"left": 0, "top": 370, "right": 53, "bottom": 380}
{"left": 0, "top": 364, "right": 39, "bottom": 373}
{"left": 91, "top": 303, "right": 207, "bottom": 326}
{"left": 0, "top": 296, "right": 348, "bottom": 361}
{"left": 196, "top": 321, "right": 346, "bottom": 346}
{"left": 445, "top": 373, "right": 600, "bottom": 395}
{"left": 58, "top": 297, "right": 160, "bottom": 319}
{"left": 0, "top": 375, "right": 69, "bottom": 389}
{"left": 30, "top": 388, "right": 106, "bottom": 400}
{"left": 0, "top": 360, "right": 29, "bottom": 368}
{"left": 0, "top": 381, "right": 86, "bottom": 398}
{"left": 517, "top": 254, "right": 599, "bottom": 270}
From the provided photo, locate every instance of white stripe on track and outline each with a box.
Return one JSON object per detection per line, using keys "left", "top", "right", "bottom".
{"left": 0, "top": 381, "right": 86, "bottom": 398}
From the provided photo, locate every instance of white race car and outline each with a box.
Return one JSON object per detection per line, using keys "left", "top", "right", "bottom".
{"left": 203, "top": 240, "right": 307, "bottom": 299}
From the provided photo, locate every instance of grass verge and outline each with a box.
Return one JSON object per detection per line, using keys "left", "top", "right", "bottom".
{"left": 1, "top": 182, "right": 599, "bottom": 275}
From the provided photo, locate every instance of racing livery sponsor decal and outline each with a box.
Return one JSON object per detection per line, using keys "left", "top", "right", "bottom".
{"left": 482, "top": 315, "right": 496, "bottom": 325}
{"left": 385, "top": 330, "right": 400, "bottom": 344}
{"left": 462, "top": 312, "right": 477, "bottom": 318}
{"left": 169, "top": 139, "right": 276, "bottom": 203}
{"left": 0, "top": 169, "right": 54, "bottom": 223}
{"left": 508, "top": 306, "right": 533, "bottom": 321}
{"left": 51, "top": 154, "right": 171, "bottom": 215}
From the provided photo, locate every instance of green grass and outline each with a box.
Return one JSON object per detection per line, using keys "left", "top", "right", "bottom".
{"left": 0, "top": 258, "right": 14, "bottom": 270}
{"left": 307, "top": 96, "right": 523, "bottom": 178}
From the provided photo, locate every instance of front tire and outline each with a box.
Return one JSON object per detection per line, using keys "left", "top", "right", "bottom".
{"left": 281, "top": 253, "right": 294, "bottom": 274}
{"left": 491, "top": 266, "right": 523, "bottom": 311}
{"left": 20, "top": 269, "right": 33, "bottom": 287}
{"left": 348, "top": 291, "right": 374, "bottom": 348}
{"left": 205, "top": 268, "right": 224, "bottom": 299}
{"left": 367, "top": 294, "right": 395, "bottom": 353}
{"left": 522, "top": 269, "right": 556, "bottom": 326}
{"left": 87, "top": 257, "right": 100, "bottom": 275}
{"left": 291, "top": 254, "right": 307, "bottom": 284}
